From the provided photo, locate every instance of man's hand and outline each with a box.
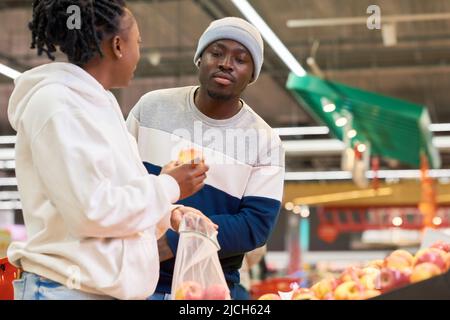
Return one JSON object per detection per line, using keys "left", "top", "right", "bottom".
{"left": 161, "top": 161, "right": 209, "bottom": 200}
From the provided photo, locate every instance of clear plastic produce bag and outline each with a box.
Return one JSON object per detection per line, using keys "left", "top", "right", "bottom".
{"left": 171, "top": 213, "right": 230, "bottom": 300}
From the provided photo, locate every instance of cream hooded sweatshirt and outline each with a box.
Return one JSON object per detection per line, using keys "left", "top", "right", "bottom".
{"left": 7, "top": 62, "right": 180, "bottom": 300}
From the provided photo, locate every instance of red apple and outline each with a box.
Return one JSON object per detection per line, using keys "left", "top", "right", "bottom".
{"left": 291, "top": 288, "right": 316, "bottom": 300}
{"left": 366, "top": 259, "right": 384, "bottom": 270}
{"left": 334, "top": 281, "right": 362, "bottom": 300}
{"left": 204, "top": 284, "right": 230, "bottom": 300}
{"left": 339, "top": 267, "right": 363, "bottom": 283}
{"left": 258, "top": 293, "right": 281, "bottom": 300}
{"left": 385, "top": 250, "right": 414, "bottom": 270}
{"left": 378, "top": 268, "right": 411, "bottom": 293}
{"left": 410, "top": 262, "right": 442, "bottom": 283}
{"left": 174, "top": 281, "right": 204, "bottom": 300}
{"left": 414, "top": 248, "right": 447, "bottom": 272}
{"left": 310, "top": 277, "right": 338, "bottom": 299}
{"left": 430, "top": 241, "right": 450, "bottom": 253}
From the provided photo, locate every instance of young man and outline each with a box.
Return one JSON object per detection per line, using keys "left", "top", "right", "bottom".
{"left": 127, "top": 17, "right": 285, "bottom": 299}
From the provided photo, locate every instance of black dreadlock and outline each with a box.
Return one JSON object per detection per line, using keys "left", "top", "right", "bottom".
{"left": 29, "top": 0, "right": 127, "bottom": 66}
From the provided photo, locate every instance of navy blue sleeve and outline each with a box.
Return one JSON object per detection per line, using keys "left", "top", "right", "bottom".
{"left": 165, "top": 196, "right": 281, "bottom": 259}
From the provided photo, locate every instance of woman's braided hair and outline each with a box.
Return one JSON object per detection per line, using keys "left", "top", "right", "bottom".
{"left": 29, "top": 0, "right": 127, "bottom": 66}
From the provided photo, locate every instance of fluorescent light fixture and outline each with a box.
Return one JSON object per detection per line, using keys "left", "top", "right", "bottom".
{"left": 274, "top": 123, "right": 450, "bottom": 137}
{"left": 0, "top": 136, "right": 17, "bottom": 144}
{"left": 429, "top": 123, "right": 450, "bottom": 132}
{"left": 0, "top": 63, "right": 21, "bottom": 80}
{"left": 285, "top": 169, "right": 450, "bottom": 181}
{"left": 282, "top": 137, "right": 450, "bottom": 155}
{"left": 282, "top": 139, "right": 345, "bottom": 156}
{"left": 230, "top": 0, "right": 307, "bottom": 77}
{"left": 0, "top": 177, "right": 18, "bottom": 187}
{"left": 274, "top": 126, "right": 330, "bottom": 136}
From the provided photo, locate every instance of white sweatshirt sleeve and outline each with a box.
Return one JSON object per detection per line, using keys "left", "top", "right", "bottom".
{"left": 30, "top": 109, "right": 180, "bottom": 238}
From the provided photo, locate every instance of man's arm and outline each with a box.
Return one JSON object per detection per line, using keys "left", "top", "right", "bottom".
{"left": 158, "top": 234, "right": 175, "bottom": 262}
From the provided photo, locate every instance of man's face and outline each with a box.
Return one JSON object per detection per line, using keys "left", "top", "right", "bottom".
{"left": 198, "top": 39, "right": 254, "bottom": 101}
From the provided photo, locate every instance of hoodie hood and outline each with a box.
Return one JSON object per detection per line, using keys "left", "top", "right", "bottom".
{"left": 8, "top": 62, "right": 110, "bottom": 131}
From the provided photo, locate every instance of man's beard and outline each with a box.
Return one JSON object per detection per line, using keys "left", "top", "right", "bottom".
{"left": 207, "top": 89, "right": 232, "bottom": 101}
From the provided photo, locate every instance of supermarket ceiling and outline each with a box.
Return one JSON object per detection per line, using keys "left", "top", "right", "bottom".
{"left": 1, "top": 0, "right": 450, "bottom": 170}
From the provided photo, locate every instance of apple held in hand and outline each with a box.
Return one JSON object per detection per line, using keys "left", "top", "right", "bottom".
{"left": 174, "top": 281, "right": 205, "bottom": 300}
{"left": 204, "top": 284, "right": 230, "bottom": 300}
{"left": 414, "top": 248, "right": 447, "bottom": 272}
{"left": 178, "top": 148, "right": 204, "bottom": 165}
{"left": 258, "top": 293, "right": 281, "bottom": 300}
{"left": 410, "top": 262, "right": 442, "bottom": 283}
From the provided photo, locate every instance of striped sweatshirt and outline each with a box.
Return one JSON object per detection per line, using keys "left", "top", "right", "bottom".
{"left": 126, "top": 86, "right": 285, "bottom": 295}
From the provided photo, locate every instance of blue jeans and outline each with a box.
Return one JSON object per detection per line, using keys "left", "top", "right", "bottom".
{"left": 13, "top": 272, "right": 113, "bottom": 300}
{"left": 147, "top": 292, "right": 171, "bottom": 300}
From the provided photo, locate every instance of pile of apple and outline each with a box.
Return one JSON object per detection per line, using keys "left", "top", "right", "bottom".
{"left": 258, "top": 241, "right": 450, "bottom": 300}
{"left": 174, "top": 281, "right": 230, "bottom": 300}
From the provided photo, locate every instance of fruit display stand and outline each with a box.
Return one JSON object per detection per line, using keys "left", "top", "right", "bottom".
{"left": 256, "top": 241, "right": 450, "bottom": 300}
{"left": 372, "top": 269, "right": 450, "bottom": 300}
{"left": 250, "top": 277, "right": 301, "bottom": 300}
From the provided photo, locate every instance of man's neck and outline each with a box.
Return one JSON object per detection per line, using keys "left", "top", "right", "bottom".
{"left": 195, "top": 87, "right": 243, "bottom": 120}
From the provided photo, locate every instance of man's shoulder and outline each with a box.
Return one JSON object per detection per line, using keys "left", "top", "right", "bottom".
{"left": 242, "top": 104, "right": 282, "bottom": 144}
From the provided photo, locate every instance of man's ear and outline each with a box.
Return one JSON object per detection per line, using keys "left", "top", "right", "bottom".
{"left": 111, "top": 35, "right": 123, "bottom": 59}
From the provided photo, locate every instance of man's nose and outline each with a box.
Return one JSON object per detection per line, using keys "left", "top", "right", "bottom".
{"left": 218, "top": 55, "right": 233, "bottom": 70}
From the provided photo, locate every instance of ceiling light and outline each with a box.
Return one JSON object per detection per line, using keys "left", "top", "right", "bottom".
{"left": 231, "top": 0, "right": 306, "bottom": 76}
{"left": 392, "top": 216, "right": 403, "bottom": 226}
{"left": 357, "top": 144, "right": 367, "bottom": 153}
{"left": 0, "top": 63, "right": 21, "bottom": 80}
{"left": 335, "top": 117, "right": 348, "bottom": 127}
{"left": 284, "top": 202, "right": 294, "bottom": 210}
{"left": 347, "top": 129, "right": 357, "bottom": 139}
{"left": 432, "top": 216, "right": 442, "bottom": 226}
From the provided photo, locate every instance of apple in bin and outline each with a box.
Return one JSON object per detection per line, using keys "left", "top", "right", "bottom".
{"left": 410, "top": 262, "right": 442, "bottom": 283}
{"left": 291, "top": 288, "right": 316, "bottom": 300}
{"left": 413, "top": 248, "right": 447, "bottom": 272}
{"left": 174, "top": 281, "right": 205, "bottom": 300}
{"left": 333, "top": 281, "right": 362, "bottom": 300}
{"left": 339, "top": 266, "right": 363, "bottom": 283}
{"left": 378, "top": 267, "right": 411, "bottom": 293}
{"left": 204, "top": 284, "right": 230, "bottom": 300}
{"left": 385, "top": 250, "right": 414, "bottom": 270}
{"left": 365, "top": 259, "right": 384, "bottom": 270}
{"left": 430, "top": 241, "right": 450, "bottom": 253}
{"left": 310, "top": 277, "right": 338, "bottom": 299}
{"left": 258, "top": 293, "right": 281, "bottom": 300}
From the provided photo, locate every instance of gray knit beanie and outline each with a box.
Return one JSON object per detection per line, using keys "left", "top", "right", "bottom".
{"left": 194, "top": 17, "right": 264, "bottom": 83}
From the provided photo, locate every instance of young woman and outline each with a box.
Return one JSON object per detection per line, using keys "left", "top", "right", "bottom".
{"left": 7, "top": 0, "right": 210, "bottom": 300}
